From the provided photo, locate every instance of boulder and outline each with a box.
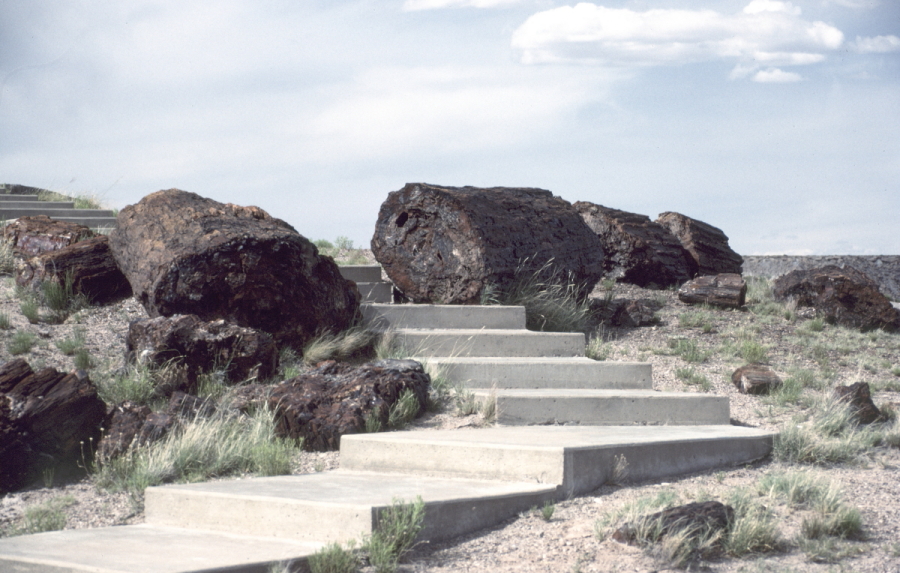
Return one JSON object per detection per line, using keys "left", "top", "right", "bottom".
{"left": 772, "top": 265, "right": 900, "bottom": 332}
{"left": 574, "top": 202, "right": 696, "bottom": 288}
{"left": 97, "top": 401, "right": 153, "bottom": 461}
{"left": 16, "top": 235, "right": 132, "bottom": 305}
{"left": 126, "top": 314, "right": 278, "bottom": 395}
{"left": 254, "top": 359, "right": 430, "bottom": 451}
{"left": 2, "top": 215, "right": 96, "bottom": 257}
{"left": 371, "top": 183, "right": 605, "bottom": 304}
{"left": 108, "top": 189, "right": 360, "bottom": 348}
{"left": 656, "top": 212, "right": 742, "bottom": 276}
{"left": 613, "top": 500, "right": 734, "bottom": 546}
{"left": 611, "top": 299, "right": 659, "bottom": 327}
{"left": 833, "top": 382, "right": 882, "bottom": 424}
{"left": 731, "top": 364, "right": 782, "bottom": 395}
{"left": 678, "top": 274, "right": 747, "bottom": 308}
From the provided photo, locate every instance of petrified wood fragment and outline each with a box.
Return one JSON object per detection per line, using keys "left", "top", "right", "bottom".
{"left": 371, "top": 183, "right": 605, "bottom": 304}
{"left": 731, "top": 364, "right": 782, "bottom": 395}
{"left": 833, "top": 382, "right": 882, "bottom": 424}
{"left": 678, "top": 274, "right": 747, "bottom": 308}
{"left": 2, "top": 215, "right": 96, "bottom": 257}
{"left": 656, "top": 212, "right": 742, "bottom": 276}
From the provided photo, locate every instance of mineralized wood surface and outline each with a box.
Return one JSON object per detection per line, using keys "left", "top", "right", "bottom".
{"left": 371, "top": 183, "right": 605, "bottom": 304}
{"left": 656, "top": 211, "right": 742, "bottom": 276}
{"left": 678, "top": 274, "right": 747, "bottom": 308}
{"left": 108, "top": 189, "right": 360, "bottom": 348}
{"left": 2, "top": 215, "right": 96, "bottom": 257}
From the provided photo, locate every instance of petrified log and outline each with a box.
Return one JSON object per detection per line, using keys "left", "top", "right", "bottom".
{"left": 2, "top": 215, "right": 96, "bottom": 257}
{"left": 108, "top": 189, "right": 360, "bottom": 348}
{"left": 772, "top": 265, "right": 900, "bottom": 332}
{"left": 611, "top": 299, "right": 659, "bottom": 327}
{"left": 731, "top": 364, "right": 782, "bottom": 395}
{"left": 656, "top": 212, "right": 742, "bottom": 276}
{"left": 371, "top": 183, "right": 605, "bottom": 304}
{"left": 833, "top": 382, "right": 882, "bottom": 424}
{"left": 613, "top": 501, "right": 734, "bottom": 546}
{"left": 262, "top": 359, "right": 430, "bottom": 451}
{"left": 126, "top": 314, "right": 278, "bottom": 394}
{"left": 16, "top": 235, "right": 132, "bottom": 305}
{"left": 97, "top": 401, "right": 152, "bottom": 461}
{"left": 678, "top": 274, "right": 747, "bottom": 308}
{"left": 574, "top": 202, "right": 696, "bottom": 288}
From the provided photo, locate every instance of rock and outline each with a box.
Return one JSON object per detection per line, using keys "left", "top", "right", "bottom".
{"left": 167, "top": 391, "right": 216, "bottom": 421}
{"left": 2, "top": 215, "right": 96, "bottom": 257}
{"left": 772, "top": 265, "right": 900, "bottom": 332}
{"left": 611, "top": 299, "right": 660, "bottom": 327}
{"left": 0, "top": 359, "right": 106, "bottom": 492}
{"left": 267, "top": 359, "right": 430, "bottom": 451}
{"left": 574, "top": 202, "right": 696, "bottom": 288}
{"left": 108, "top": 189, "right": 360, "bottom": 348}
{"left": 678, "top": 274, "right": 747, "bottom": 308}
{"left": 371, "top": 183, "right": 605, "bottom": 304}
{"left": 613, "top": 500, "right": 734, "bottom": 546}
{"left": 16, "top": 235, "right": 132, "bottom": 305}
{"left": 126, "top": 314, "right": 278, "bottom": 395}
{"left": 656, "top": 212, "right": 742, "bottom": 276}
{"left": 97, "top": 401, "right": 153, "bottom": 461}
{"left": 833, "top": 382, "right": 882, "bottom": 424}
{"left": 731, "top": 364, "right": 782, "bottom": 395}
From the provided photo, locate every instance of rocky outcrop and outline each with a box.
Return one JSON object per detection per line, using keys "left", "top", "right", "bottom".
{"left": 371, "top": 183, "right": 605, "bottom": 304}
{"left": 731, "top": 364, "right": 782, "bottom": 395}
{"left": 2, "top": 215, "right": 96, "bottom": 257}
{"left": 742, "top": 255, "right": 900, "bottom": 302}
{"left": 109, "top": 189, "right": 360, "bottom": 348}
{"left": 574, "top": 202, "right": 696, "bottom": 288}
{"left": 656, "top": 212, "right": 742, "bottom": 276}
{"left": 678, "top": 274, "right": 747, "bottom": 308}
{"left": 772, "top": 265, "right": 900, "bottom": 331}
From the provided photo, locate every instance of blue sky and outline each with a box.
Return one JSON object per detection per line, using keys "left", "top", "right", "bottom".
{"left": 1, "top": 0, "right": 898, "bottom": 255}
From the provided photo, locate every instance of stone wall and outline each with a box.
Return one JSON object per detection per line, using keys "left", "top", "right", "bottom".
{"left": 742, "top": 256, "right": 900, "bottom": 301}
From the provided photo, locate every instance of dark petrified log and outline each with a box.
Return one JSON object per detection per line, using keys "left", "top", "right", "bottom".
{"left": 833, "top": 382, "right": 882, "bottom": 424}
{"left": 97, "top": 401, "right": 153, "bottom": 461}
{"left": 613, "top": 501, "right": 734, "bottom": 546}
{"left": 611, "top": 299, "right": 660, "bottom": 328}
{"left": 2, "top": 215, "right": 96, "bottom": 257}
{"left": 108, "top": 189, "right": 360, "bottom": 348}
{"left": 678, "top": 274, "right": 747, "bottom": 308}
{"left": 371, "top": 183, "right": 605, "bottom": 304}
{"left": 574, "top": 202, "right": 696, "bottom": 288}
{"left": 263, "top": 359, "right": 430, "bottom": 451}
{"left": 16, "top": 235, "right": 132, "bottom": 305}
{"left": 731, "top": 364, "right": 782, "bottom": 395}
{"left": 656, "top": 212, "right": 743, "bottom": 276}
{"left": 772, "top": 265, "right": 900, "bottom": 332}
{"left": 126, "top": 314, "right": 278, "bottom": 394}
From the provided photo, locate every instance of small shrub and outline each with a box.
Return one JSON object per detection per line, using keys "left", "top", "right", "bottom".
{"left": 724, "top": 487, "right": 782, "bottom": 556}
{"left": 586, "top": 336, "right": 611, "bottom": 361}
{"left": 0, "top": 312, "right": 11, "bottom": 330}
{"left": 309, "top": 541, "right": 359, "bottom": 573}
{"left": 93, "top": 363, "right": 159, "bottom": 406}
{"left": 20, "top": 299, "right": 40, "bottom": 324}
{"left": 540, "top": 501, "right": 555, "bottom": 522}
{"left": 675, "top": 367, "right": 711, "bottom": 391}
{"left": 666, "top": 338, "right": 709, "bottom": 363}
{"left": 9, "top": 495, "right": 76, "bottom": 536}
{"left": 387, "top": 389, "right": 421, "bottom": 429}
{"left": 7, "top": 330, "right": 36, "bottom": 355}
{"left": 73, "top": 348, "right": 94, "bottom": 370}
{"left": 678, "top": 310, "right": 714, "bottom": 333}
{"left": 302, "top": 327, "right": 376, "bottom": 365}
{"left": 55, "top": 328, "right": 86, "bottom": 355}
{"left": 365, "top": 496, "right": 425, "bottom": 573}
{"left": 0, "top": 240, "right": 15, "bottom": 275}
{"left": 739, "top": 340, "right": 769, "bottom": 364}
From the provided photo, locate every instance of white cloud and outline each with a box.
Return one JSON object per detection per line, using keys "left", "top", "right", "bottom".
{"left": 852, "top": 35, "right": 900, "bottom": 53}
{"left": 753, "top": 67, "right": 803, "bottom": 82}
{"left": 403, "top": 0, "right": 522, "bottom": 10}
{"left": 511, "top": 1, "right": 844, "bottom": 76}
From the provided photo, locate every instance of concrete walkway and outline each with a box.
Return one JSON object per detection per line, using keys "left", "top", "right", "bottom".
{"left": 0, "top": 265, "right": 774, "bottom": 573}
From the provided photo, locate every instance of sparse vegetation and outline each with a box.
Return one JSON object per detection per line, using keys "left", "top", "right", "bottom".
{"left": 3, "top": 495, "right": 76, "bottom": 536}
{"left": 314, "top": 237, "right": 370, "bottom": 266}
{"left": 364, "top": 496, "right": 425, "bottom": 573}
{"left": 675, "top": 367, "right": 711, "bottom": 391}
{"left": 309, "top": 541, "right": 359, "bottom": 573}
{"left": 302, "top": 326, "right": 378, "bottom": 365}
{"left": 7, "top": 330, "right": 36, "bottom": 355}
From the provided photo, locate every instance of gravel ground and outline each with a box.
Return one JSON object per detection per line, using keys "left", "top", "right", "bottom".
{"left": 1, "top": 267, "right": 899, "bottom": 572}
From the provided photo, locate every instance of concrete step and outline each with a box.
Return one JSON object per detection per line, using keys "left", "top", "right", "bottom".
{"left": 357, "top": 282, "right": 392, "bottom": 303}
{"left": 0, "top": 207, "right": 115, "bottom": 218}
{"left": 362, "top": 303, "right": 526, "bottom": 330}
{"left": 0, "top": 200, "right": 75, "bottom": 209}
{"left": 0, "top": 194, "right": 39, "bottom": 201}
{"left": 145, "top": 471, "right": 554, "bottom": 545}
{"left": 391, "top": 328, "right": 584, "bottom": 357}
{"left": 425, "top": 356, "right": 652, "bottom": 389}
{"left": 338, "top": 264, "right": 382, "bottom": 283}
{"left": 341, "top": 425, "right": 775, "bottom": 497}
{"left": 471, "top": 389, "right": 730, "bottom": 425}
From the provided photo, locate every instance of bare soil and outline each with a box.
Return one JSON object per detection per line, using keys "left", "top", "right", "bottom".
{"left": 1, "top": 270, "right": 899, "bottom": 572}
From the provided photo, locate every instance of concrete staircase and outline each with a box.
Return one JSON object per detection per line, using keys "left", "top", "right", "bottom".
{"left": 339, "top": 265, "right": 392, "bottom": 303}
{"left": 0, "top": 265, "right": 774, "bottom": 573}
{"left": 0, "top": 194, "right": 118, "bottom": 230}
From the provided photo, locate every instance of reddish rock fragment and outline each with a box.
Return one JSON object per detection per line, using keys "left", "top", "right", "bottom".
{"left": 731, "top": 364, "right": 782, "bottom": 395}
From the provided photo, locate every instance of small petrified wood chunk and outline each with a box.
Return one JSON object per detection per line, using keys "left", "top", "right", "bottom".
{"left": 371, "top": 183, "right": 605, "bottom": 304}
{"left": 656, "top": 212, "right": 743, "bottom": 276}
{"left": 731, "top": 364, "right": 782, "bottom": 395}
{"left": 97, "top": 401, "right": 153, "bottom": 461}
{"left": 833, "top": 382, "right": 882, "bottom": 424}
{"left": 678, "top": 274, "right": 747, "bottom": 308}
{"left": 109, "top": 189, "right": 360, "bottom": 348}
{"left": 2, "top": 215, "right": 96, "bottom": 257}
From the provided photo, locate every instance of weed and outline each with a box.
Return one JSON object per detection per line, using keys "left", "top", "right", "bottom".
{"left": 387, "top": 389, "right": 421, "bottom": 429}
{"left": 309, "top": 541, "right": 359, "bottom": 573}
{"left": 453, "top": 388, "right": 479, "bottom": 417}
{"left": 801, "top": 505, "right": 864, "bottom": 540}
{"left": 666, "top": 338, "right": 709, "bottom": 363}
{"left": 8, "top": 495, "right": 76, "bottom": 536}
{"left": 365, "top": 496, "right": 425, "bottom": 573}
{"left": 93, "top": 362, "right": 159, "bottom": 406}
{"left": 586, "top": 336, "right": 611, "bottom": 361}
{"left": 678, "top": 309, "right": 714, "bottom": 333}
{"left": 797, "top": 537, "right": 868, "bottom": 563}
{"left": 20, "top": 299, "right": 40, "bottom": 324}
{"left": 74, "top": 348, "right": 94, "bottom": 370}
{"left": 7, "top": 330, "right": 36, "bottom": 355}
{"left": 675, "top": 367, "right": 711, "bottom": 391}
{"left": 479, "top": 391, "right": 497, "bottom": 423}
{"left": 739, "top": 340, "right": 769, "bottom": 364}
{"left": 0, "top": 312, "right": 11, "bottom": 330}
{"left": 364, "top": 411, "right": 383, "bottom": 434}
{"left": 55, "top": 328, "right": 86, "bottom": 355}
{"left": 302, "top": 327, "right": 377, "bottom": 365}
{"left": 540, "top": 501, "right": 555, "bottom": 522}
{"left": 724, "top": 487, "right": 782, "bottom": 556}
{"left": 0, "top": 240, "right": 14, "bottom": 275}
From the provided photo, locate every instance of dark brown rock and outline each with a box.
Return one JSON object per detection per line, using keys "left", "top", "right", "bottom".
{"left": 16, "top": 235, "right": 132, "bottom": 305}
{"left": 2, "top": 215, "right": 96, "bottom": 257}
{"left": 371, "top": 183, "right": 605, "bottom": 304}
{"left": 613, "top": 501, "right": 734, "bottom": 546}
{"left": 135, "top": 412, "right": 178, "bottom": 446}
{"left": 574, "top": 202, "right": 696, "bottom": 288}
{"left": 268, "top": 359, "right": 430, "bottom": 451}
{"left": 126, "top": 314, "right": 278, "bottom": 395}
{"left": 611, "top": 299, "right": 659, "bottom": 327}
{"left": 97, "top": 401, "right": 152, "bottom": 461}
{"left": 833, "top": 382, "right": 882, "bottom": 424}
{"left": 772, "top": 265, "right": 900, "bottom": 332}
{"left": 167, "top": 391, "right": 216, "bottom": 421}
{"left": 656, "top": 212, "right": 742, "bottom": 276}
{"left": 731, "top": 364, "right": 782, "bottom": 395}
{"left": 678, "top": 274, "right": 747, "bottom": 308}
{"left": 108, "top": 189, "right": 360, "bottom": 348}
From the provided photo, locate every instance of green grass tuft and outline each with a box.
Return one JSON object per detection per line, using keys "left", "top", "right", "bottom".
{"left": 7, "top": 330, "right": 36, "bottom": 355}
{"left": 365, "top": 496, "right": 425, "bottom": 573}
{"left": 302, "top": 327, "right": 377, "bottom": 365}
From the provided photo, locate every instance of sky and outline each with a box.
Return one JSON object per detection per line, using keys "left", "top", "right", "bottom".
{"left": 1, "top": 0, "right": 898, "bottom": 256}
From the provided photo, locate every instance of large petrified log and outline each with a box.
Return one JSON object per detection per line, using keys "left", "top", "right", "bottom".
{"left": 678, "top": 274, "right": 747, "bottom": 308}
{"left": 574, "top": 202, "right": 696, "bottom": 288}
{"left": 2, "top": 215, "right": 96, "bottom": 257}
{"left": 108, "top": 189, "right": 360, "bottom": 348}
{"left": 371, "top": 183, "right": 605, "bottom": 304}
{"left": 16, "top": 235, "right": 132, "bottom": 305}
{"left": 772, "top": 265, "right": 900, "bottom": 332}
{"left": 126, "top": 314, "right": 278, "bottom": 394}
{"left": 0, "top": 358, "right": 106, "bottom": 492}
{"left": 656, "top": 212, "right": 743, "bottom": 276}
